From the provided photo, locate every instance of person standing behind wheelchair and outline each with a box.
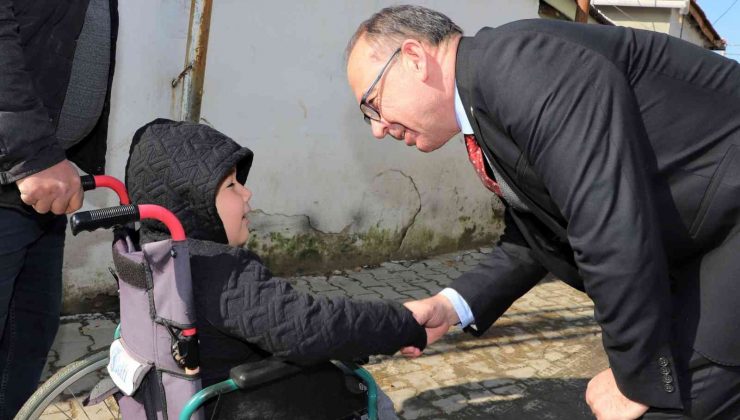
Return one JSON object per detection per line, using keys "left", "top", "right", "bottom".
{"left": 0, "top": 0, "right": 118, "bottom": 417}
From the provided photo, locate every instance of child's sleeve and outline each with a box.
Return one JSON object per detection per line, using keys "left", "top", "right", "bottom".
{"left": 203, "top": 249, "right": 427, "bottom": 363}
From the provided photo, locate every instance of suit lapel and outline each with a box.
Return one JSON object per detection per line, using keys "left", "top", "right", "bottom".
{"left": 456, "top": 37, "right": 569, "bottom": 242}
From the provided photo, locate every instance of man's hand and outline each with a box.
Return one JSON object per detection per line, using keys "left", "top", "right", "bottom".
{"left": 586, "top": 368, "right": 649, "bottom": 420}
{"left": 16, "top": 160, "right": 83, "bottom": 215}
{"left": 400, "top": 294, "right": 459, "bottom": 357}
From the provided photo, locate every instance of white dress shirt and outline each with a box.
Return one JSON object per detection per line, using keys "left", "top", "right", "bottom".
{"left": 437, "top": 84, "right": 477, "bottom": 328}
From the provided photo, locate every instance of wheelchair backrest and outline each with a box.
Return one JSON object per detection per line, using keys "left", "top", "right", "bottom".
{"left": 110, "top": 229, "right": 203, "bottom": 420}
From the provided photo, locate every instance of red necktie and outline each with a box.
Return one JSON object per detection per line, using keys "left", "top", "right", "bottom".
{"left": 465, "top": 134, "right": 502, "bottom": 196}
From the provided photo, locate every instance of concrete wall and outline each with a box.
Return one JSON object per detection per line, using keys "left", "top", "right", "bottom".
{"left": 667, "top": 8, "right": 708, "bottom": 47}
{"left": 61, "top": 0, "right": 540, "bottom": 312}
{"left": 598, "top": 6, "right": 672, "bottom": 33}
{"left": 598, "top": 5, "right": 710, "bottom": 48}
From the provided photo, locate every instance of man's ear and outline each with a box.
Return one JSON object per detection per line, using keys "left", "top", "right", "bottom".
{"left": 400, "top": 39, "right": 428, "bottom": 81}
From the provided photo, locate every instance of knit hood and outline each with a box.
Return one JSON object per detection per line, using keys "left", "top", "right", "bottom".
{"left": 125, "top": 118, "right": 253, "bottom": 244}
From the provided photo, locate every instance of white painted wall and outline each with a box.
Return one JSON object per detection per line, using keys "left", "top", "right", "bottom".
{"left": 668, "top": 9, "right": 708, "bottom": 47}
{"left": 597, "top": 5, "right": 711, "bottom": 48}
{"left": 62, "top": 0, "right": 540, "bottom": 310}
{"left": 63, "top": 0, "right": 191, "bottom": 309}
{"left": 201, "top": 0, "right": 537, "bottom": 246}
{"left": 598, "top": 5, "right": 673, "bottom": 32}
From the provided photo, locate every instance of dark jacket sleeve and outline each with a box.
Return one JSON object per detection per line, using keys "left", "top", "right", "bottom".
{"left": 480, "top": 30, "right": 680, "bottom": 408}
{"left": 199, "top": 248, "right": 427, "bottom": 364}
{"left": 0, "top": 0, "right": 65, "bottom": 185}
{"left": 450, "top": 207, "right": 547, "bottom": 334}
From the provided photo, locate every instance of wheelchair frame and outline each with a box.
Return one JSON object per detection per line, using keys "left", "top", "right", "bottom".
{"left": 16, "top": 175, "right": 379, "bottom": 420}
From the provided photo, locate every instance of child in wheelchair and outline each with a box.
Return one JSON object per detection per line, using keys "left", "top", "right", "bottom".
{"left": 124, "top": 118, "right": 426, "bottom": 419}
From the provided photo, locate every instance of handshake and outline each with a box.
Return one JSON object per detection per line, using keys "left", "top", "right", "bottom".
{"left": 400, "top": 294, "right": 461, "bottom": 357}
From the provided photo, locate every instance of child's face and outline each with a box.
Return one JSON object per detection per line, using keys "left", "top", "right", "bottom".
{"left": 215, "top": 168, "right": 252, "bottom": 246}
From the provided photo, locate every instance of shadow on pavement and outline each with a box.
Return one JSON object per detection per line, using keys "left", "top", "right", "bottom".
{"left": 418, "top": 309, "right": 601, "bottom": 357}
{"left": 398, "top": 377, "right": 595, "bottom": 419}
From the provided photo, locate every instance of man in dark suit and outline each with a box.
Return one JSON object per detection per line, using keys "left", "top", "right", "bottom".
{"left": 346, "top": 5, "right": 740, "bottom": 419}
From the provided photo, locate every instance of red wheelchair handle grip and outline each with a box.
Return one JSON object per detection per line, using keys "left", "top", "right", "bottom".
{"left": 80, "top": 175, "right": 130, "bottom": 205}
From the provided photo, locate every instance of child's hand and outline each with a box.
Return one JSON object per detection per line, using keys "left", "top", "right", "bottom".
{"left": 400, "top": 346, "right": 423, "bottom": 358}
{"left": 400, "top": 295, "right": 456, "bottom": 357}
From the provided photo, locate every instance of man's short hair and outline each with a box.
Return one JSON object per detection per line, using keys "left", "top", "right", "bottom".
{"left": 346, "top": 5, "right": 463, "bottom": 60}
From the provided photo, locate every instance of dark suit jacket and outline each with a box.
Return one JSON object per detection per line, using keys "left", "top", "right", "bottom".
{"left": 450, "top": 19, "right": 740, "bottom": 409}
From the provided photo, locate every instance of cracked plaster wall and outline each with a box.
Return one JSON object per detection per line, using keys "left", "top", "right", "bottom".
{"left": 61, "top": 0, "right": 539, "bottom": 312}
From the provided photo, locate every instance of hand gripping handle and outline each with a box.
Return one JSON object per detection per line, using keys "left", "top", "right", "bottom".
{"left": 79, "top": 174, "right": 130, "bottom": 205}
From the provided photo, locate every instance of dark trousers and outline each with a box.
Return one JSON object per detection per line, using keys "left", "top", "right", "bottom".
{"left": 0, "top": 209, "right": 66, "bottom": 419}
{"left": 641, "top": 347, "right": 740, "bottom": 419}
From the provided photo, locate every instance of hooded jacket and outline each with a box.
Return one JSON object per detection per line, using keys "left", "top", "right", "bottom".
{"left": 125, "top": 119, "right": 427, "bottom": 387}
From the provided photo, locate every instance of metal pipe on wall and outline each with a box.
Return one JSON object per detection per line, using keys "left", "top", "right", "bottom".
{"left": 575, "top": 0, "right": 590, "bottom": 22}
{"left": 180, "top": 0, "right": 213, "bottom": 122}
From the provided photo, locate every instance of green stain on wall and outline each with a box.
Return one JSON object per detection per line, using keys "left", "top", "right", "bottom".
{"left": 249, "top": 214, "right": 503, "bottom": 276}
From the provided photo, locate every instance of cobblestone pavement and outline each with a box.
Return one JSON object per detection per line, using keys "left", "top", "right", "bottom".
{"left": 38, "top": 247, "right": 607, "bottom": 419}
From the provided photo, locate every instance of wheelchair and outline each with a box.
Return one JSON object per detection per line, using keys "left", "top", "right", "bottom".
{"left": 15, "top": 175, "right": 380, "bottom": 420}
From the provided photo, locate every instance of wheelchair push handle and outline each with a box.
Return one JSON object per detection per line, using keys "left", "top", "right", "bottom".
{"left": 71, "top": 205, "right": 139, "bottom": 235}
{"left": 70, "top": 204, "right": 186, "bottom": 240}
{"left": 80, "top": 174, "right": 130, "bottom": 205}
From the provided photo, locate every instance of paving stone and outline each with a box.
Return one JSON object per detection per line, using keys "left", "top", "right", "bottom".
{"left": 468, "top": 252, "right": 487, "bottom": 260}
{"left": 402, "top": 289, "right": 434, "bottom": 300}
{"left": 544, "top": 351, "right": 565, "bottom": 362}
{"left": 398, "top": 370, "right": 441, "bottom": 390}
{"left": 482, "top": 378, "right": 516, "bottom": 389}
{"left": 431, "top": 393, "right": 467, "bottom": 414}
{"left": 379, "top": 270, "right": 411, "bottom": 282}
{"left": 380, "top": 262, "right": 408, "bottom": 272}
{"left": 460, "top": 381, "right": 485, "bottom": 390}
{"left": 415, "top": 280, "right": 444, "bottom": 295}
{"left": 303, "top": 279, "right": 337, "bottom": 292}
{"left": 52, "top": 322, "right": 94, "bottom": 366}
{"left": 386, "top": 387, "right": 417, "bottom": 408}
{"left": 407, "top": 262, "right": 427, "bottom": 272}
{"left": 346, "top": 272, "right": 386, "bottom": 287}
{"left": 367, "top": 286, "right": 406, "bottom": 300}
{"left": 461, "top": 253, "right": 479, "bottom": 264}
{"left": 414, "top": 273, "right": 452, "bottom": 285}
{"left": 458, "top": 262, "right": 480, "bottom": 272}
{"left": 368, "top": 268, "right": 395, "bottom": 280}
{"left": 390, "top": 281, "right": 420, "bottom": 292}
{"left": 80, "top": 317, "right": 117, "bottom": 350}
{"left": 316, "top": 289, "right": 347, "bottom": 298}
{"left": 431, "top": 266, "right": 463, "bottom": 279}
{"left": 421, "top": 259, "right": 443, "bottom": 267}
{"left": 328, "top": 276, "right": 369, "bottom": 295}
{"left": 350, "top": 292, "right": 383, "bottom": 301}
{"left": 398, "top": 398, "right": 437, "bottom": 420}
{"left": 491, "top": 383, "right": 527, "bottom": 396}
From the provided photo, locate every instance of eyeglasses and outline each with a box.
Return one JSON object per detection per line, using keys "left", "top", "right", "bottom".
{"left": 359, "top": 48, "right": 401, "bottom": 125}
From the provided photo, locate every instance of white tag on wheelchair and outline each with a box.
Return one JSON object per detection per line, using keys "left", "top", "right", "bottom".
{"left": 107, "top": 339, "right": 150, "bottom": 396}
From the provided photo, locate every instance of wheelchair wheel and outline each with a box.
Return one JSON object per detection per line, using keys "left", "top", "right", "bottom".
{"left": 15, "top": 348, "right": 120, "bottom": 420}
